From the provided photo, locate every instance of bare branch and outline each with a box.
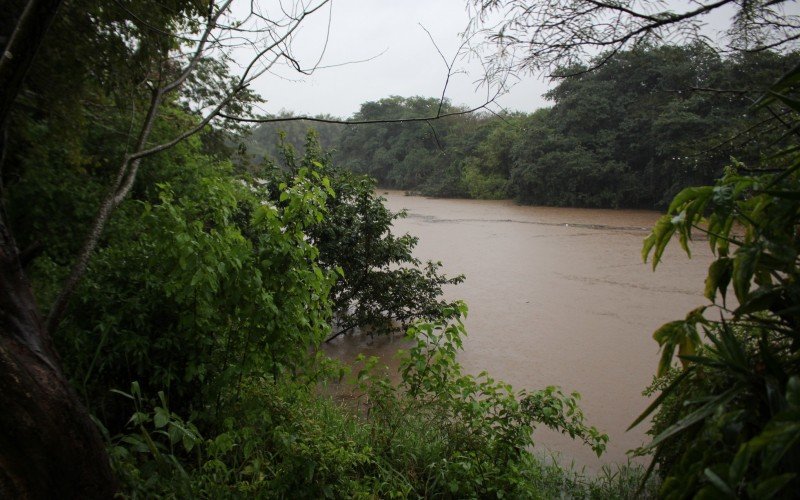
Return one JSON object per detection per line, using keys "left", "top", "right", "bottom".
{"left": 468, "top": 0, "right": 800, "bottom": 76}
{"left": 218, "top": 99, "right": 499, "bottom": 126}
{"left": 46, "top": 87, "right": 164, "bottom": 333}
{"left": 162, "top": 0, "right": 233, "bottom": 94}
{"left": 44, "top": 0, "right": 338, "bottom": 332}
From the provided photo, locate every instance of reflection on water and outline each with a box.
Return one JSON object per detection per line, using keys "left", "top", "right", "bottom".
{"left": 324, "top": 190, "right": 714, "bottom": 471}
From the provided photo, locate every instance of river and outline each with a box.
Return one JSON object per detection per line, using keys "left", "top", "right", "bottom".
{"left": 323, "top": 190, "right": 714, "bottom": 471}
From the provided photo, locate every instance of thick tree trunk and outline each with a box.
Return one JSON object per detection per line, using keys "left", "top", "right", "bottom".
{"left": 1, "top": 0, "right": 117, "bottom": 496}
{"left": 0, "top": 220, "right": 116, "bottom": 498}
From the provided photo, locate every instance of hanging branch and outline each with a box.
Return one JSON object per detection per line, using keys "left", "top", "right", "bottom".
{"left": 468, "top": 0, "right": 799, "bottom": 76}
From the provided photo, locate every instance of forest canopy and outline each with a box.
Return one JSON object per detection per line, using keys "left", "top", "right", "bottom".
{"left": 247, "top": 44, "right": 799, "bottom": 208}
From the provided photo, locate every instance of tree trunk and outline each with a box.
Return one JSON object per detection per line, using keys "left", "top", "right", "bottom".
{"left": 0, "top": 0, "right": 65, "bottom": 123}
{"left": 0, "top": 220, "right": 116, "bottom": 499}
{"left": 1, "top": 0, "right": 117, "bottom": 495}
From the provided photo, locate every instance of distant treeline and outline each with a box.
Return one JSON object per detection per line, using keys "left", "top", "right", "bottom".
{"left": 245, "top": 44, "right": 798, "bottom": 209}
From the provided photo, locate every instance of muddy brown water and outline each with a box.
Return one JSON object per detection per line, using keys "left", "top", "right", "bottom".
{"left": 323, "top": 190, "right": 714, "bottom": 471}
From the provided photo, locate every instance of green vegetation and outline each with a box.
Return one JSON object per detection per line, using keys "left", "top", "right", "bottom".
{"left": 633, "top": 66, "right": 800, "bottom": 497}
{"left": 8, "top": 83, "right": 628, "bottom": 494}
{"left": 262, "top": 132, "right": 464, "bottom": 340}
{"left": 106, "top": 305, "right": 632, "bottom": 498}
{"left": 244, "top": 112, "right": 344, "bottom": 165}
{"left": 4, "top": 0, "right": 800, "bottom": 497}
{"left": 0, "top": 0, "right": 624, "bottom": 492}
{"left": 247, "top": 45, "right": 797, "bottom": 209}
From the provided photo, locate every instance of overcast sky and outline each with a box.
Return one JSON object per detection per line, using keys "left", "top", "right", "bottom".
{"left": 239, "top": 0, "right": 795, "bottom": 119}
{"left": 243, "top": 0, "right": 552, "bottom": 118}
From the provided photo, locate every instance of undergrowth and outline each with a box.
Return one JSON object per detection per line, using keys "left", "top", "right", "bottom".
{"left": 108, "top": 305, "right": 656, "bottom": 499}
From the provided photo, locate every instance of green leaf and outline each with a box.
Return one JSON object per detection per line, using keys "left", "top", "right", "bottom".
{"left": 751, "top": 474, "right": 796, "bottom": 499}
{"left": 182, "top": 432, "right": 196, "bottom": 452}
{"left": 729, "top": 443, "right": 752, "bottom": 485}
{"left": 644, "top": 388, "right": 738, "bottom": 450}
{"left": 704, "top": 257, "right": 732, "bottom": 302}
{"left": 643, "top": 232, "right": 657, "bottom": 264}
{"left": 668, "top": 186, "right": 706, "bottom": 215}
{"left": 628, "top": 369, "right": 691, "bottom": 431}
{"left": 704, "top": 468, "right": 735, "bottom": 496}
{"left": 653, "top": 310, "right": 704, "bottom": 375}
{"left": 109, "top": 389, "right": 134, "bottom": 400}
{"left": 168, "top": 425, "right": 181, "bottom": 445}
{"left": 154, "top": 409, "right": 168, "bottom": 429}
{"left": 644, "top": 215, "right": 679, "bottom": 270}
{"left": 735, "top": 287, "right": 781, "bottom": 316}
{"left": 733, "top": 246, "right": 759, "bottom": 302}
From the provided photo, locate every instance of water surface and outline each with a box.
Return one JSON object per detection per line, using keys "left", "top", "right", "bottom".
{"left": 325, "top": 190, "right": 714, "bottom": 470}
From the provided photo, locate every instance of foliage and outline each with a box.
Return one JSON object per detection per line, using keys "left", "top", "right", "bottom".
{"left": 104, "top": 382, "right": 204, "bottom": 499}
{"left": 245, "top": 47, "right": 798, "bottom": 209}
{"left": 242, "top": 112, "right": 344, "bottom": 167}
{"left": 14, "top": 105, "right": 620, "bottom": 496}
{"left": 2, "top": 0, "right": 696, "bottom": 496}
{"left": 260, "top": 131, "right": 464, "bottom": 339}
{"left": 462, "top": 160, "right": 508, "bottom": 199}
{"left": 347, "top": 303, "right": 611, "bottom": 497}
{"left": 510, "top": 45, "right": 797, "bottom": 208}
{"left": 335, "top": 96, "right": 476, "bottom": 197}
{"left": 57, "top": 142, "right": 335, "bottom": 431}
{"left": 635, "top": 64, "right": 800, "bottom": 498}
{"left": 10, "top": 75, "right": 620, "bottom": 494}
{"left": 107, "top": 305, "right": 634, "bottom": 499}
{"left": 396, "top": 304, "right": 609, "bottom": 462}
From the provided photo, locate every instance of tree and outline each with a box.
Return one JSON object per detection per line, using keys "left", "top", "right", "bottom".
{"left": 262, "top": 131, "right": 464, "bottom": 341}
{"left": 1, "top": 0, "right": 511, "bottom": 492}
{"left": 631, "top": 66, "right": 800, "bottom": 496}
{"left": 334, "top": 96, "right": 506, "bottom": 197}
{"left": 55, "top": 132, "right": 337, "bottom": 436}
{"left": 336, "top": 96, "right": 461, "bottom": 189}
{"left": 242, "top": 111, "right": 345, "bottom": 166}
{"left": 508, "top": 44, "right": 797, "bottom": 208}
{"left": 468, "top": 2, "right": 799, "bottom": 208}
{"left": 469, "top": 0, "right": 800, "bottom": 75}
{"left": 0, "top": 0, "right": 334, "bottom": 495}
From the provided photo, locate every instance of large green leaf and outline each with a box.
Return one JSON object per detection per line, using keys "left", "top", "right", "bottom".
{"left": 750, "top": 474, "right": 796, "bottom": 499}
{"left": 645, "top": 387, "right": 738, "bottom": 451}
{"left": 733, "top": 246, "right": 760, "bottom": 303}
{"left": 705, "top": 257, "right": 732, "bottom": 302}
{"left": 628, "top": 369, "right": 692, "bottom": 431}
{"left": 704, "top": 468, "right": 735, "bottom": 496}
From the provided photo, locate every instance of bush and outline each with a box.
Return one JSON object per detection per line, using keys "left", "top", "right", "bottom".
{"left": 635, "top": 65, "right": 800, "bottom": 497}
{"left": 108, "top": 305, "right": 654, "bottom": 499}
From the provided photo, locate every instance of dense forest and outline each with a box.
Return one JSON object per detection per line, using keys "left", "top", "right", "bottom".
{"left": 2, "top": 0, "right": 800, "bottom": 498}
{"left": 248, "top": 45, "right": 798, "bottom": 209}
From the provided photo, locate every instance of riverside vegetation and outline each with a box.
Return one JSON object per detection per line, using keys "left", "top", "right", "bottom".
{"left": 3, "top": 0, "right": 800, "bottom": 497}
{"left": 10, "top": 116, "right": 633, "bottom": 496}
{"left": 247, "top": 45, "right": 799, "bottom": 209}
